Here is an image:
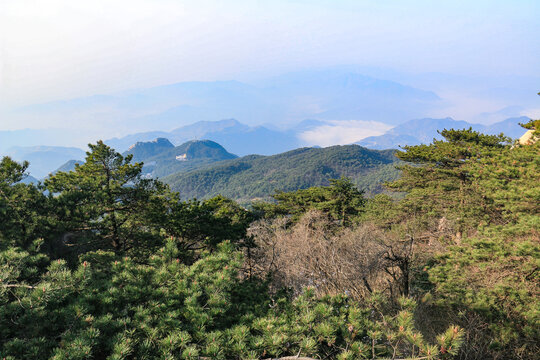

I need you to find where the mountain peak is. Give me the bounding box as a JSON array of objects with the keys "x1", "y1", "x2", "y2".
[
  {"x1": 127, "y1": 137, "x2": 173, "y2": 151},
  {"x1": 124, "y1": 138, "x2": 174, "y2": 162},
  {"x1": 137, "y1": 139, "x2": 238, "y2": 178},
  {"x1": 173, "y1": 139, "x2": 237, "y2": 161}
]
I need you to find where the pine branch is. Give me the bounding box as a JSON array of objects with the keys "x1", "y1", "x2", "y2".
[{"x1": 1, "y1": 284, "x2": 36, "y2": 289}]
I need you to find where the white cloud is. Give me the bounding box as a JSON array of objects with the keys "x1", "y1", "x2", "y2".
[{"x1": 299, "y1": 120, "x2": 392, "y2": 147}]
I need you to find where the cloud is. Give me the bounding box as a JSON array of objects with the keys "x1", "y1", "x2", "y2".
[{"x1": 298, "y1": 120, "x2": 392, "y2": 147}]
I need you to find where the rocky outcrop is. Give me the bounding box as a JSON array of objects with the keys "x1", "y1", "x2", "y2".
[{"x1": 519, "y1": 129, "x2": 538, "y2": 145}]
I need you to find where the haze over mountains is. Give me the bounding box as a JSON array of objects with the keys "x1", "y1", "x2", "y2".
[
  {"x1": 105, "y1": 119, "x2": 300, "y2": 155},
  {"x1": 4, "y1": 146, "x2": 86, "y2": 179},
  {"x1": 3, "y1": 67, "x2": 537, "y2": 149},
  {"x1": 42, "y1": 111, "x2": 528, "y2": 202},
  {"x1": 6, "y1": 69, "x2": 440, "y2": 136},
  {"x1": 356, "y1": 116, "x2": 529, "y2": 149},
  {"x1": 8, "y1": 114, "x2": 530, "y2": 181},
  {"x1": 1, "y1": 67, "x2": 536, "y2": 180}
]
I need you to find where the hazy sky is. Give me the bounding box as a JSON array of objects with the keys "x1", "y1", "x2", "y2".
[{"x1": 1, "y1": 0, "x2": 539, "y2": 110}]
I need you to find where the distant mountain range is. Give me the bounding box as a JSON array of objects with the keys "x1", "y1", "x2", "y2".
[
  {"x1": 106, "y1": 119, "x2": 300, "y2": 155},
  {"x1": 0, "y1": 129, "x2": 82, "y2": 153},
  {"x1": 5, "y1": 116, "x2": 529, "y2": 179},
  {"x1": 51, "y1": 138, "x2": 401, "y2": 202},
  {"x1": 356, "y1": 116, "x2": 529, "y2": 149},
  {"x1": 10, "y1": 69, "x2": 442, "y2": 139},
  {"x1": 108, "y1": 116, "x2": 528, "y2": 157},
  {"x1": 34, "y1": 113, "x2": 530, "y2": 201},
  {"x1": 4, "y1": 146, "x2": 86, "y2": 179},
  {"x1": 53, "y1": 139, "x2": 238, "y2": 180},
  {"x1": 3, "y1": 66, "x2": 533, "y2": 182}
]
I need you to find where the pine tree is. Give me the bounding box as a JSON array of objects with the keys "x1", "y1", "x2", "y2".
[
  {"x1": 0, "y1": 239, "x2": 463, "y2": 359},
  {"x1": 386, "y1": 124, "x2": 539, "y2": 358},
  {"x1": 0, "y1": 157, "x2": 48, "y2": 250},
  {"x1": 254, "y1": 177, "x2": 366, "y2": 226},
  {"x1": 45, "y1": 141, "x2": 173, "y2": 255},
  {"x1": 388, "y1": 129, "x2": 510, "y2": 234}
]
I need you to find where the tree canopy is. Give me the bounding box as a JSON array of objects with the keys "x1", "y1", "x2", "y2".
[
  {"x1": 254, "y1": 177, "x2": 366, "y2": 226},
  {"x1": 1, "y1": 119, "x2": 539, "y2": 359},
  {"x1": 44, "y1": 141, "x2": 172, "y2": 256}
]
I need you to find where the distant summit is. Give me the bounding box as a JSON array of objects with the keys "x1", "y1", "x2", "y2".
[
  {"x1": 106, "y1": 119, "x2": 300, "y2": 156},
  {"x1": 4, "y1": 146, "x2": 86, "y2": 179},
  {"x1": 124, "y1": 138, "x2": 174, "y2": 163},
  {"x1": 163, "y1": 140, "x2": 237, "y2": 162},
  {"x1": 49, "y1": 140, "x2": 236, "y2": 180},
  {"x1": 19, "y1": 174, "x2": 39, "y2": 185},
  {"x1": 138, "y1": 139, "x2": 238, "y2": 178},
  {"x1": 357, "y1": 116, "x2": 529, "y2": 150},
  {"x1": 127, "y1": 137, "x2": 173, "y2": 151}
]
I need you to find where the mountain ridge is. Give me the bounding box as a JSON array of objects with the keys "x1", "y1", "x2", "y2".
[
  {"x1": 356, "y1": 116, "x2": 529, "y2": 149},
  {"x1": 161, "y1": 144, "x2": 401, "y2": 202},
  {"x1": 124, "y1": 138, "x2": 175, "y2": 163},
  {"x1": 4, "y1": 146, "x2": 86, "y2": 179},
  {"x1": 106, "y1": 119, "x2": 300, "y2": 155},
  {"x1": 11, "y1": 69, "x2": 444, "y2": 136}
]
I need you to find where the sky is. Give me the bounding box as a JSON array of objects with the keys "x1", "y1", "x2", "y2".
[{"x1": 0, "y1": 0, "x2": 539, "y2": 129}]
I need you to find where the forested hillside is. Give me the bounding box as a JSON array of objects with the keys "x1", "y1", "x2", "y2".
[
  {"x1": 0, "y1": 122, "x2": 538, "y2": 359},
  {"x1": 139, "y1": 139, "x2": 238, "y2": 178},
  {"x1": 163, "y1": 145, "x2": 401, "y2": 201}
]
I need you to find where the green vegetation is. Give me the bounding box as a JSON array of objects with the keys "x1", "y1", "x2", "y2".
[
  {"x1": 253, "y1": 177, "x2": 366, "y2": 226},
  {"x1": 1, "y1": 121, "x2": 538, "y2": 359},
  {"x1": 141, "y1": 139, "x2": 238, "y2": 178},
  {"x1": 163, "y1": 145, "x2": 400, "y2": 201},
  {"x1": 248, "y1": 122, "x2": 538, "y2": 359},
  {"x1": 44, "y1": 141, "x2": 171, "y2": 256},
  {"x1": 0, "y1": 157, "x2": 48, "y2": 249}
]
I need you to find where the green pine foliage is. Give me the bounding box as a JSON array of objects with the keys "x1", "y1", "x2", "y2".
[
  {"x1": 254, "y1": 177, "x2": 366, "y2": 226},
  {"x1": 387, "y1": 129, "x2": 511, "y2": 233},
  {"x1": 164, "y1": 195, "x2": 254, "y2": 254},
  {"x1": 0, "y1": 240, "x2": 461, "y2": 359},
  {"x1": 382, "y1": 123, "x2": 539, "y2": 358},
  {"x1": 0, "y1": 157, "x2": 49, "y2": 250},
  {"x1": 44, "y1": 141, "x2": 173, "y2": 256}
]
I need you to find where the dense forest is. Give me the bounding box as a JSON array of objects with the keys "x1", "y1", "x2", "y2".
[
  {"x1": 163, "y1": 145, "x2": 401, "y2": 201},
  {"x1": 0, "y1": 122, "x2": 538, "y2": 359}
]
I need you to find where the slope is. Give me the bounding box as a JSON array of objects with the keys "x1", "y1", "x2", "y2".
[
  {"x1": 162, "y1": 145, "x2": 400, "y2": 201},
  {"x1": 4, "y1": 146, "x2": 86, "y2": 179},
  {"x1": 142, "y1": 139, "x2": 238, "y2": 178},
  {"x1": 357, "y1": 116, "x2": 529, "y2": 149}
]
